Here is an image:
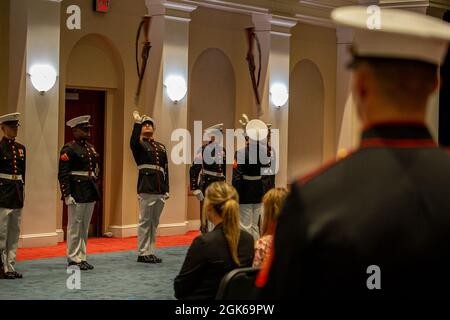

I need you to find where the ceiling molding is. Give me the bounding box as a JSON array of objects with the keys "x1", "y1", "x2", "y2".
[
  {"x1": 429, "y1": 0, "x2": 450, "y2": 9},
  {"x1": 270, "y1": 16, "x2": 299, "y2": 28},
  {"x1": 180, "y1": 0, "x2": 268, "y2": 15},
  {"x1": 379, "y1": 0, "x2": 431, "y2": 8},
  {"x1": 298, "y1": 0, "x2": 378, "y2": 10},
  {"x1": 165, "y1": 1, "x2": 198, "y2": 12},
  {"x1": 295, "y1": 13, "x2": 336, "y2": 28},
  {"x1": 174, "y1": 0, "x2": 444, "y2": 31}
]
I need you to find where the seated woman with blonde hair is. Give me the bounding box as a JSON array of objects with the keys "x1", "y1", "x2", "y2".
[
  {"x1": 253, "y1": 188, "x2": 288, "y2": 268},
  {"x1": 174, "y1": 181, "x2": 254, "y2": 300}
]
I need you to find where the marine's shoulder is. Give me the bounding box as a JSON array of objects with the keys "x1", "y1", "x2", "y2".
[
  {"x1": 154, "y1": 140, "x2": 166, "y2": 149},
  {"x1": 14, "y1": 141, "x2": 26, "y2": 149},
  {"x1": 63, "y1": 141, "x2": 75, "y2": 148},
  {"x1": 295, "y1": 149, "x2": 359, "y2": 187},
  {"x1": 61, "y1": 141, "x2": 78, "y2": 151}
]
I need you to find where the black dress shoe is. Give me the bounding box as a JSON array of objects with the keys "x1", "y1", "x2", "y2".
[
  {"x1": 11, "y1": 271, "x2": 23, "y2": 279},
  {"x1": 68, "y1": 261, "x2": 89, "y2": 271},
  {"x1": 4, "y1": 272, "x2": 17, "y2": 279},
  {"x1": 149, "y1": 254, "x2": 162, "y2": 263},
  {"x1": 81, "y1": 261, "x2": 94, "y2": 270},
  {"x1": 137, "y1": 255, "x2": 150, "y2": 263}
]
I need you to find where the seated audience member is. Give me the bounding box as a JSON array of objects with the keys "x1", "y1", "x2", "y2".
[
  {"x1": 253, "y1": 188, "x2": 288, "y2": 268},
  {"x1": 174, "y1": 182, "x2": 254, "y2": 300}
]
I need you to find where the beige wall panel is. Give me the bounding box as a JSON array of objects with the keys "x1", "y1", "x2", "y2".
[
  {"x1": 288, "y1": 59, "x2": 325, "y2": 181},
  {"x1": 0, "y1": 0, "x2": 9, "y2": 114},
  {"x1": 290, "y1": 23, "x2": 337, "y2": 167}
]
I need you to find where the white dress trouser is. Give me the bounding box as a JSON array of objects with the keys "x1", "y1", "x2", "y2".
[
  {"x1": 0, "y1": 208, "x2": 22, "y2": 272},
  {"x1": 239, "y1": 203, "x2": 262, "y2": 240},
  {"x1": 67, "y1": 202, "x2": 95, "y2": 263},
  {"x1": 138, "y1": 193, "x2": 165, "y2": 256}
]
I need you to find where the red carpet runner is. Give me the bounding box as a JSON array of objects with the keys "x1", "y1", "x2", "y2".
[{"x1": 17, "y1": 231, "x2": 200, "y2": 261}]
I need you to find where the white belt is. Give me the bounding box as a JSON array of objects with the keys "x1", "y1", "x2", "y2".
[
  {"x1": 203, "y1": 169, "x2": 224, "y2": 178},
  {"x1": 0, "y1": 173, "x2": 23, "y2": 181},
  {"x1": 138, "y1": 164, "x2": 165, "y2": 175},
  {"x1": 243, "y1": 175, "x2": 261, "y2": 181},
  {"x1": 70, "y1": 171, "x2": 96, "y2": 177}
]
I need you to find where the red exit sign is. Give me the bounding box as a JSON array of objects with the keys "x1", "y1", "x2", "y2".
[{"x1": 94, "y1": 0, "x2": 110, "y2": 13}]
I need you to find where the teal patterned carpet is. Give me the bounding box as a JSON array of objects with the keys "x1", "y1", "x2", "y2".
[{"x1": 0, "y1": 246, "x2": 189, "y2": 300}]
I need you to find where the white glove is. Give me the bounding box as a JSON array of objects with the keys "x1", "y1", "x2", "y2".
[
  {"x1": 193, "y1": 190, "x2": 204, "y2": 202},
  {"x1": 65, "y1": 195, "x2": 77, "y2": 206},
  {"x1": 133, "y1": 111, "x2": 142, "y2": 123}
]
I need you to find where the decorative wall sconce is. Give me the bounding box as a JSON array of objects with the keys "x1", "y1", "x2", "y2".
[
  {"x1": 270, "y1": 83, "x2": 289, "y2": 108},
  {"x1": 29, "y1": 64, "x2": 57, "y2": 95},
  {"x1": 164, "y1": 75, "x2": 187, "y2": 103}
]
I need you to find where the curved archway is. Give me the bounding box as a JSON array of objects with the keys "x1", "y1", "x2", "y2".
[
  {"x1": 187, "y1": 48, "x2": 236, "y2": 222},
  {"x1": 63, "y1": 33, "x2": 125, "y2": 235},
  {"x1": 66, "y1": 33, "x2": 124, "y2": 89},
  {"x1": 288, "y1": 59, "x2": 325, "y2": 180},
  {"x1": 189, "y1": 48, "x2": 236, "y2": 132}
]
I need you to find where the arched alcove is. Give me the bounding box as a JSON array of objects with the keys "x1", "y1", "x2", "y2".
[
  {"x1": 63, "y1": 33, "x2": 125, "y2": 234},
  {"x1": 189, "y1": 48, "x2": 236, "y2": 134},
  {"x1": 187, "y1": 48, "x2": 236, "y2": 222},
  {"x1": 66, "y1": 33, "x2": 123, "y2": 89},
  {"x1": 288, "y1": 59, "x2": 325, "y2": 180}
]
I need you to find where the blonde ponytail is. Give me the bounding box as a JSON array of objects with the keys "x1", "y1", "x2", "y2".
[
  {"x1": 221, "y1": 198, "x2": 241, "y2": 266},
  {"x1": 204, "y1": 182, "x2": 241, "y2": 266}
]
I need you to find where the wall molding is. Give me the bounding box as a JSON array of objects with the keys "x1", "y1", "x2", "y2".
[
  {"x1": 187, "y1": 219, "x2": 200, "y2": 231},
  {"x1": 56, "y1": 229, "x2": 64, "y2": 243},
  {"x1": 109, "y1": 220, "x2": 200, "y2": 238},
  {"x1": 19, "y1": 232, "x2": 58, "y2": 248},
  {"x1": 109, "y1": 224, "x2": 139, "y2": 238}
]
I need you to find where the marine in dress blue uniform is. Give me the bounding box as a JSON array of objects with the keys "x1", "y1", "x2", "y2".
[
  {"x1": 130, "y1": 111, "x2": 169, "y2": 263},
  {"x1": 233, "y1": 116, "x2": 269, "y2": 240},
  {"x1": 0, "y1": 113, "x2": 25, "y2": 280},
  {"x1": 58, "y1": 115, "x2": 100, "y2": 271},
  {"x1": 189, "y1": 123, "x2": 226, "y2": 233}
]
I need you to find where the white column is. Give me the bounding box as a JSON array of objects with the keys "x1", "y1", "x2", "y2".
[
  {"x1": 267, "y1": 18, "x2": 296, "y2": 188},
  {"x1": 146, "y1": 0, "x2": 196, "y2": 236},
  {"x1": 335, "y1": 26, "x2": 360, "y2": 154},
  {"x1": 11, "y1": 0, "x2": 61, "y2": 247}
]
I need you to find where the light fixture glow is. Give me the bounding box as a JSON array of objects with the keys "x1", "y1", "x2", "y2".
[
  {"x1": 29, "y1": 64, "x2": 57, "y2": 94},
  {"x1": 165, "y1": 75, "x2": 187, "y2": 103},
  {"x1": 270, "y1": 83, "x2": 289, "y2": 107}
]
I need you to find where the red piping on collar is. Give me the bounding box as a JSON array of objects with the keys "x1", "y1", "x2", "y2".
[
  {"x1": 360, "y1": 138, "x2": 437, "y2": 149},
  {"x1": 362, "y1": 120, "x2": 427, "y2": 131}
]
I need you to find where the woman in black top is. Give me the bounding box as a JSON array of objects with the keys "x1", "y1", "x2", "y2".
[{"x1": 174, "y1": 182, "x2": 254, "y2": 300}]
